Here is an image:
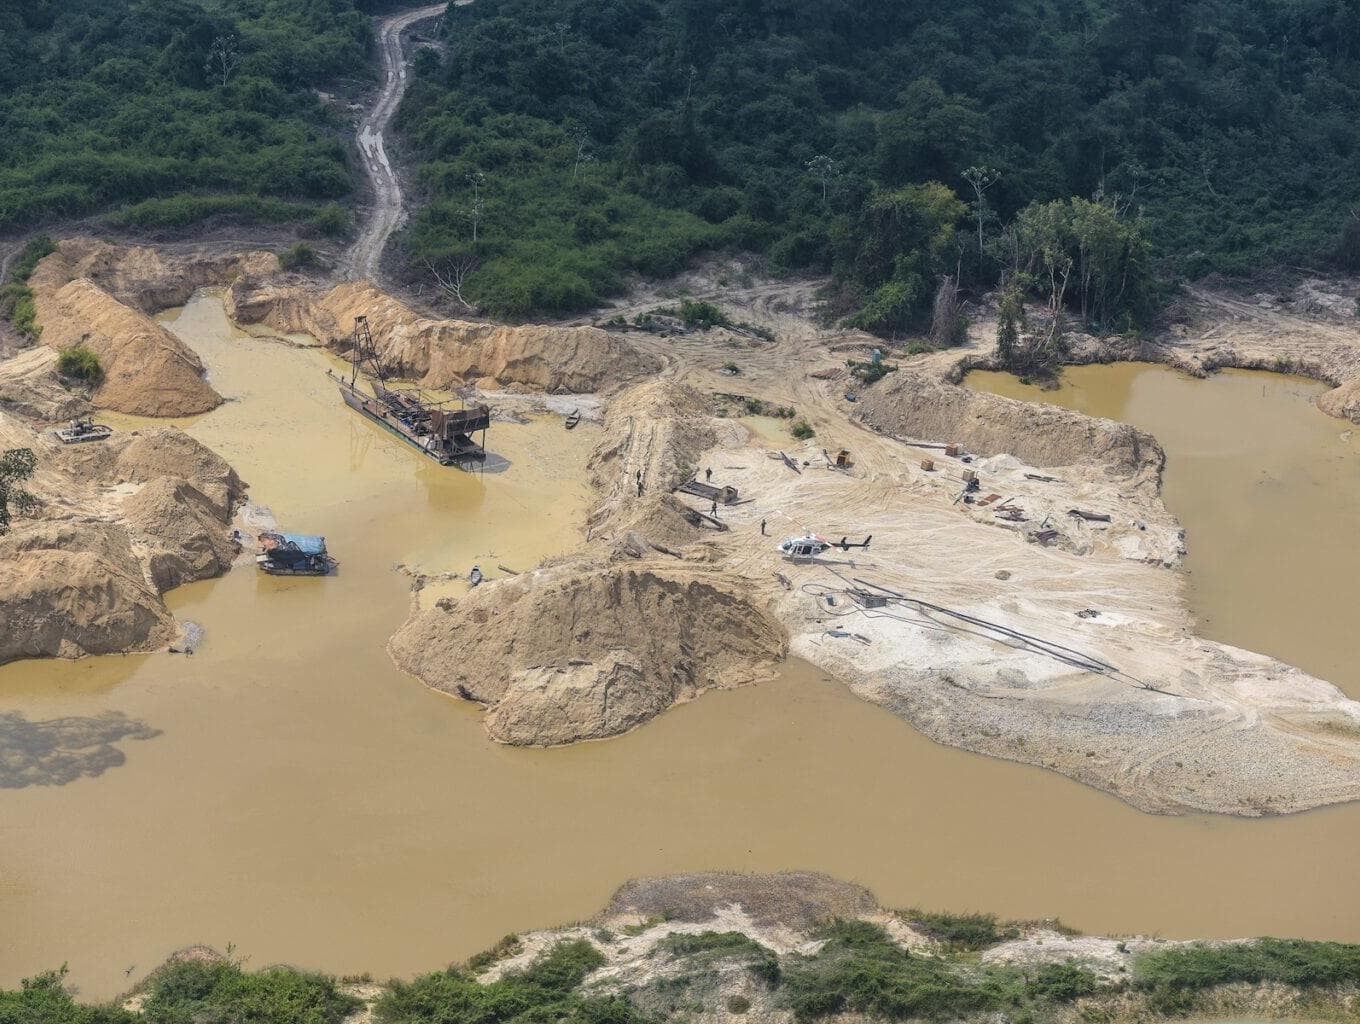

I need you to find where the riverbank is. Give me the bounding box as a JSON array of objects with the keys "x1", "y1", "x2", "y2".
[{"x1": 18, "y1": 873, "x2": 1360, "y2": 1024}]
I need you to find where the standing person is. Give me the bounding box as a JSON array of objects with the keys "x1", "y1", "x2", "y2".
[
  {"x1": 636, "y1": 469, "x2": 643, "y2": 497},
  {"x1": 760, "y1": 518, "x2": 767, "y2": 536},
  {"x1": 710, "y1": 499, "x2": 719, "y2": 517},
  {"x1": 705, "y1": 467, "x2": 712, "y2": 482}
]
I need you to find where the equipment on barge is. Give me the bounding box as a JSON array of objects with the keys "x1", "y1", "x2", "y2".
[
  {"x1": 256, "y1": 532, "x2": 336, "y2": 576},
  {"x1": 334, "y1": 316, "x2": 491, "y2": 466}
]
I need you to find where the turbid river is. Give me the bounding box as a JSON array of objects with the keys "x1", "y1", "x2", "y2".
[
  {"x1": 3, "y1": 307, "x2": 1360, "y2": 999},
  {"x1": 967, "y1": 363, "x2": 1360, "y2": 697}
]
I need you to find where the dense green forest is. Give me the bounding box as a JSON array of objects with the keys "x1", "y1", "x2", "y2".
[
  {"x1": 0, "y1": 0, "x2": 385, "y2": 234},
  {"x1": 398, "y1": 0, "x2": 1360, "y2": 329}
]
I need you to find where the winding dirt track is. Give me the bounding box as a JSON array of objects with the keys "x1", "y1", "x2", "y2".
[{"x1": 347, "y1": 2, "x2": 449, "y2": 282}]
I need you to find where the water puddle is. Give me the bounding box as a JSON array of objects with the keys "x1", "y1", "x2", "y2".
[
  {"x1": 3, "y1": 312, "x2": 1360, "y2": 998},
  {"x1": 966, "y1": 364, "x2": 1360, "y2": 697}
]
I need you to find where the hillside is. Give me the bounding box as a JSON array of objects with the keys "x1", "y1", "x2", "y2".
[
  {"x1": 396, "y1": 0, "x2": 1360, "y2": 325},
  {"x1": 0, "y1": 0, "x2": 380, "y2": 234}
]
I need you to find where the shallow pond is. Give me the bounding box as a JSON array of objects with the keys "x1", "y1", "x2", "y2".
[
  {"x1": 4, "y1": 309, "x2": 1360, "y2": 998},
  {"x1": 967, "y1": 364, "x2": 1360, "y2": 697}
]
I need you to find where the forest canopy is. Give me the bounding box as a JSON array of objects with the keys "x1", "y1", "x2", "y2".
[
  {"x1": 397, "y1": 0, "x2": 1360, "y2": 328},
  {"x1": 0, "y1": 0, "x2": 376, "y2": 234}
]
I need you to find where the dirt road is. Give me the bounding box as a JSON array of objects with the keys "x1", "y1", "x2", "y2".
[{"x1": 347, "y1": 2, "x2": 449, "y2": 282}]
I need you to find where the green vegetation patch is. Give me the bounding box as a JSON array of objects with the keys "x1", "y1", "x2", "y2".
[
  {"x1": 139, "y1": 958, "x2": 360, "y2": 1024},
  {"x1": 1134, "y1": 939, "x2": 1360, "y2": 1014},
  {"x1": 376, "y1": 939, "x2": 641, "y2": 1024},
  {"x1": 56, "y1": 345, "x2": 102, "y2": 382},
  {"x1": 903, "y1": 911, "x2": 1010, "y2": 951},
  {"x1": 0, "y1": 1, "x2": 370, "y2": 233},
  {"x1": 657, "y1": 931, "x2": 781, "y2": 985}
]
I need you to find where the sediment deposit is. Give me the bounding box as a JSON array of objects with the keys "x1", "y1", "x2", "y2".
[
  {"x1": 0, "y1": 411, "x2": 244, "y2": 664},
  {"x1": 389, "y1": 559, "x2": 787, "y2": 745}
]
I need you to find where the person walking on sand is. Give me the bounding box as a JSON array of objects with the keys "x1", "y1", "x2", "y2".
[{"x1": 711, "y1": 499, "x2": 719, "y2": 517}]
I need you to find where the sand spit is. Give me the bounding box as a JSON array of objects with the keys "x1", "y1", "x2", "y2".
[
  {"x1": 388, "y1": 559, "x2": 787, "y2": 746},
  {"x1": 855, "y1": 370, "x2": 1166, "y2": 494},
  {"x1": 0, "y1": 411, "x2": 244, "y2": 664},
  {"x1": 226, "y1": 278, "x2": 661, "y2": 393}
]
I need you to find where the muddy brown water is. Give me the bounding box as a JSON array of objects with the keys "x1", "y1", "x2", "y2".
[
  {"x1": 4, "y1": 307, "x2": 1360, "y2": 999},
  {"x1": 967, "y1": 364, "x2": 1360, "y2": 697}
]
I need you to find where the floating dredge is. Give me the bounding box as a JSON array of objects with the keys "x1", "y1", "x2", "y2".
[
  {"x1": 256, "y1": 532, "x2": 336, "y2": 576},
  {"x1": 334, "y1": 316, "x2": 490, "y2": 466},
  {"x1": 53, "y1": 417, "x2": 112, "y2": 444}
]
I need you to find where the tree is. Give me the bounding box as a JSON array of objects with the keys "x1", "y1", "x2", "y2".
[
  {"x1": 995, "y1": 287, "x2": 1025, "y2": 368},
  {"x1": 205, "y1": 34, "x2": 241, "y2": 88},
  {"x1": 465, "y1": 171, "x2": 486, "y2": 243},
  {"x1": 0, "y1": 448, "x2": 38, "y2": 534},
  {"x1": 425, "y1": 254, "x2": 481, "y2": 313},
  {"x1": 570, "y1": 126, "x2": 593, "y2": 183},
  {"x1": 806, "y1": 154, "x2": 839, "y2": 206},
  {"x1": 961, "y1": 165, "x2": 1000, "y2": 263}
]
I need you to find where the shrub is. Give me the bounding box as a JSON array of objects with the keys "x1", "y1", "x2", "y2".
[
  {"x1": 376, "y1": 941, "x2": 634, "y2": 1024},
  {"x1": 465, "y1": 934, "x2": 523, "y2": 973},
  {"x1": 726, "y1": 994, "x2": 752, "y2": 1013},
  {"x1": 0, "y1": 283, "x2": 40, "y2": 339},
  {"x1": 782, "y1": 920, "x2": 1002, "y2": 1022},
  {"x1": 905, "y1": 911, "x2": 1005, "y2": 950},
  {"x1": 278, "y1": 243, "x2": 319, "y2": 272},
  {"x1": 847, "y1": 358, "x2": 897, "y2": 384},
  {"x1": 11, "y1": 235, "x2": 56, "y2": 283},
  {"x1": 57, "y1": 345, "x2": 101, "y2": 381},
  {"x1": 141, "y1": 959, "x2": 359, "y2": 1024},
  {"x1": 1133, "y1": 938, "x2": 1360, "y2": 997},
  {"x1": 310, "y1": 204, "x2": 351, "y2": 238},
  {"x1": 0, "y1": 967, "x2": 137, "y2": 1024},
  {"x1": 791, "y1": 420, "x2": 815, "y2": 440},
  {"x1": 659, "y1": 932, "x2": 781, "y2": 986},
  {"x1": 1029, "y1": 962, "x2": 1099, "y2": 1002},
  {"x1": 677, "y1": 299, "x2": 730, "y2": 330}
]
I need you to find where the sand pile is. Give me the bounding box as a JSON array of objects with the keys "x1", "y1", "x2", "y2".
[
  {"x1": 226, "y1": 279, "x2": 661, "y2": 392},
  {"x1": 1318, "y1": 377, "x2": 1360, "y2": 422},
  {"x1": 388, "y1": 560, "x2": 787, "y2": 745},
  {"x1": 855, "y1": 370, "x2": 1165, "y2": 489},
  {"x1": 586, "y1": 379, "x2": 746, "y2": 544},
  {"x1": 0, "y1": 346, "x2": 90, "y2": 421},
  {"x1": 0, "y1": 412, "x2": 245, "y2": 665},
  {"x1": 0, "y1": 521, "x2": 175, "y2": 663},
  {"x1": 34, "y1": 278, "x2": 221, "y2": 417},
  {"x1": 34, "y1": 237, "x2": 276, "y2": 313}
]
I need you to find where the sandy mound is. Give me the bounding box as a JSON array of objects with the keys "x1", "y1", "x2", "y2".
[
  {"x1": 586, "y1": 379, "x2": 746, "y2": 544},
  {"x1": 36, "y1": 237, "x2": 276, "y2": 313},
  {"x1": 855, "y1": 370, "x2": 1164, "y2": 488},
  {"x1": 0, "y1": 346, "x2": 90, "y2": 421},
  {"x1": 605, "y1": 872, "x2": 879, "y2": 929},
  {"x1": 0, "y1": 413, "x2": 245, "y2": 665},
  {"x1": 1318, "y1": 377, "x2": 1360, "y2": 423},
  {"x1": 31, "y1": 277, "x2": 221, "y2": 417},
  {"x1": 0, "y1": 521, "x2": 174, "y2": 662},
  {"x1": 388, "y1": 560, "x2": 787, "y2": 745},
  {"x1": 226, "y1": 279, "x2": 661, "y2": 392}
]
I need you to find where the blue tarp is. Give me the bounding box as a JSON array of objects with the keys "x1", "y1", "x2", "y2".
[{"x1": 278, "y1": 533, "x2": 327, "y2": 555}]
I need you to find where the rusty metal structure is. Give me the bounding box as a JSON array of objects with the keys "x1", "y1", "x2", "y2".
[{"x1": 334, "y1": 316, "x2": 490, "y2": 466}]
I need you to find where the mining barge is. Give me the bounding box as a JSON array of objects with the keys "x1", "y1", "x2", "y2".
[{"x1": 335, "y1": 316, "x2": 491, "y2": 466}]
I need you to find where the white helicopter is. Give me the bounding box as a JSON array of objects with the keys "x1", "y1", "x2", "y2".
[{"x1": 777, "y1": 532, "x2": 872, "y2": 559}]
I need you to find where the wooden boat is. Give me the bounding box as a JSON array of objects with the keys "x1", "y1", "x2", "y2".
[
  {"x1": 564, "y1": 409, "x2": 581, "y2": 430},
  {"x1": 256, "y1": 532, "x2": 336, "y2": 576},
  {"x1": 53, "y1": 418, "x2": 112, "y2": 444},
  {"x1": 335, "y1": 316, "x2": 491, "y2": 466}
]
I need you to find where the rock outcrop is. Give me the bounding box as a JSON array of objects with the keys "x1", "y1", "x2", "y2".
[{"x1": 388, "y1": 560, "x2": 787, "y2": 745}]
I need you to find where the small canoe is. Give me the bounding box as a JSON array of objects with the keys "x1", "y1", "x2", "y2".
[{"x1": 564, "y1": 409, "x2": 581, "y2": 430}]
